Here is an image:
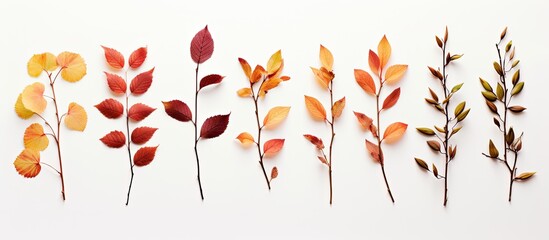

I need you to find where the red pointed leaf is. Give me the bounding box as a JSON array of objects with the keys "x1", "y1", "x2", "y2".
[
  {"x1": 162, "y1": 100, "x2": 192, "y2": 122},
  {"x1": 200, "y1": 113, "x2": 230, "y2": 139},
  {"x1": 101, "y1": 46, "x2": 125, "y2": 69},
  {"x1": 128, "y1": 103, "x2": 156, "y2": 121},
  {"x1": 95, "y1": 98, "x2": 124, "y2": 119},
  {"x1": 131, "y1": 126, "x2": 158, "y2": 145},
  {"x1": 382, "y1": 88, "x2": 401, "y2": 110},
  {"x1": 130, "y1": 67, "x2": 154, "y2": 94},
  {"x1": 133, "y1": 146, "x2": 158, "y2": 167},
  {"x1": 190, "y1": 26, "x2": 214, "y2": 64},
  {"x1": 263, "y1": 139, "x2": 285, "y2": 156},
  {"x1": 104, "y1": 72, "x2": 127, "y2": 94},
  {"x1": 100, "y1": 130, "x2": 126, "y2": 148},
  {"x1": 199, "y1": 74, "x2": 224, "y2": 90},
  {"x1": 303, "y1": 134, "x2": 324, "y2": 149},
  {"x1": 128, "y1": 47, "x2": 148, "y2": 69}
]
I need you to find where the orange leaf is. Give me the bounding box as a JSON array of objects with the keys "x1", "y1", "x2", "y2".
[
  {"x1": 368, "y1": 50, "x2": 380, "y2": 76},
  {"x1": 236, "y1": 132, "x2": 255, "y2": 145},
  {"x1": 57, "y1": 52, "x2": 87, "y2": 82},
  {"x1": 383, "y1": 122, "x2": 408, "y2": 143},
  {"x1": 270, "y1": 167, "x2": 278, "y2": 181},
  {"x1": 24, "y1": 123, "x2": 49, "y2": 151},
  {"x1": 128, "y1": 47, "x2": 147, "y2": 69},
  {"x1": 266, "y1": 50, "x2": 282, "y2": 75},
  {"x1": 64, "y1": 102, "x2": 87, "y2": 131},
  {"x1": 190, "y1": 26, "x2": 214, "y2": 64},
  {"x1": 353, "y1": 111, "x2": 373, "y2": 130},
  {"x1": 15, "y1": 94, "x2": 34, "y2": 119},
  {"x1": 162, "y1": 100, "x2": 192, "y2": 122},
  {"x1": 133, "y1": 146, "x2": 158, "y2": 167},
  {"x1": 263, "y1": 139, "x2": 285, "y2": 157},
  {"x1": 100, "y1": 130, "x2": 126, "y2": 148},
  {"x1": 318, "y1": 156, "x2": 328, "y2": 165},
  {"x1": 365, "y1": 139, "x2": 381, "y2": 163},
  {"x1": 130, "y1": 67, "x2": 154, "y2": 94},
  {"x1": 200, "y1": 114, "x2": 230, "y2": 139},
  {"x1": 319, "y1": 45, "x2": 334, "y2": 72},
  {"x1": 304, "y1": 95, "x2": 327, "y2": 121},
  {"x1": 101, "y1": 46, "x2": 125, "y2": 69},
  {"x1": 14, "y1": 149, "x2": 41, "y2": 178},
  {"x1": 95, "y1": 98, "x2": 124, "y2": 119},
  {"x1": 131, "y1": 127, "x2": 158, "y2": 145},
  {"x1": 21, "y1": 82, "x2": 46, "y2": 114},
  {"x1": 303, "y1": 134, "x2": 324, "y2": 149},
  {"x1": 259, "y1": 77, "x2": 282, "y2": 96},
  {"x1": 104, "y1": 72, "x2": 127, "y2": 94},
  {"x1": 385, "y1": 64, "x2": 408, "y2": 84},
  {"x1": 354, "y1": 69, "x2": 376, "y2": 95},
  {"x1": 129, "y1": 103, "x2": 156, "y2": 121},
  {"x1": 382, "y1": 88, "x2": 400, "y2": 110},
  {"x1": 238, "y1": 58, "x2": 252, "y2": 80},
  {"x1": 237, "y1": 88, "x2": 252, "y2": 97},
  {"x1": 263, "y1": 106, "x2": 290, "y2": 129},
  {"x1": 332, "y1": 97, "x2": 345, "y2": 119},
  {"x1": 378, "y1": 35, "x2": 392, "y2": 69},
  {"x1": 311, "y1": 67, "x2": 333, "y2": 89},
  {"x1": 250, "y1": 65, "x2": 266, "y2": 84}
]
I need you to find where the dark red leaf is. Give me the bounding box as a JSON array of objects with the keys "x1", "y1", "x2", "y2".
[
  {"x1": 95, "y1": 98, "x2": 124, "y2": 119},
  {"x1": 128, "y1": 103, "x2": 156, "y2": 121},
  {"x1": 104, "y1": 72, "x2": 127, "y2": 94},
  {"x1": 130, "y1": 67, "x2": 154, "y2": 94},
  {"x1": 200, "y1": 113, "x2": 230, "y2": 139},
  {"x1": 101, "y1": 46, "x2": 125, "y2": 69},
  {"x1": 100, "y1": 130, "x2": 126, "y2": 148},
  {"x1": 133, "y1": 146, "x2": 158, "y2": 167},
  {"x1": 162, "y1": 100, "x2": 192, "y2": 122},
  {"x1": 128, "y1": 47, "x2": 148, "y2": 69},
  {"x1": 199, "y1": 74, "x2": 224, "y2": 90},
  {"x1": 131, "y1": 126, "x2": 158, "y2": 145},
  {"x1": 190, "y1": 26, "x2": 214, "y2": 64},
  {"x1": 382, "y1": 88, "x2": 401, "y2": 110}
]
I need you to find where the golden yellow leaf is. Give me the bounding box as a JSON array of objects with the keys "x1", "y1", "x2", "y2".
[
  {"x1": 263, "y1": 106, "x2": 291, "y2": 129},
  {"x1": 21, "y1": 82, "x2": 47, "y2": 114},
  {"x1": 259, "y1": 77, "x2": 282, "y2": 97},
  {"x1": 383, "y1": 122, "x2": 407, "y2": 143},
  {"x1": 378, "y1": 35, "x2": 392, "y2": 69},
  {"x1": 24, "y1": 123, "x2": 49, "y2": 151},
  {"x1": 236, "y1": 132, "x2": 255, "y2": 145},
  {"x1": 266, "y1": 50, "x2": 282, "y2": 75},
  {"x1": 311, "y1": 67, "x2": 334, "y2": 89},
  {"x1": 57, "y1": 52, "x2": 87, "y2": 82},
  {"x1": 304, "y1": 95, "x2": 326, "y2": 121},
  {"x1": 332, "y1": 97, "x2": 345, "y2": 118},
  {"x1": 384, "y1": 64, "x2": 408, "y2": 84},
  {"x1": 14, "y1": 149, "x2": 41, "y2": 178},
  {"x1": 27, "y1": 53, "x2": 58, "y2": 77},
  {"x1": 15, "y1": 94, "x2": 34, "y2": 119},
  {"x1": 271, "y1": 60, "x2": 285, "y2": 79},
  {"x1": 319, "y1": 45, "x2": 334, "y2": 72},
  {"x1": 237, "y1": 88, "x2": 252, "y2": 97},
  {"x1": 64, "y1": 102, "x2": 87, "y2": 131}
]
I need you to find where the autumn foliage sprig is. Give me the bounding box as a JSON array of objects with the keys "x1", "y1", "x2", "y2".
[
  {"x1": 303, "y1": 45, "x2": 344, "y2": 205},
  {"x1": 163, "y1": 26, "x2": 230, "y2": 200},
  {"x1": 14, "y1": 52, "x2": 88, "y2": 200},
  {"x1": 414, "y1": 27, "x2": 467, "y2": 206},
  {"x1": 353, "y1": 36, "x2": 408, "y2": 203},
  {"x1": 96, "y1": 46, "x2": 158, "y2": 205},
  {"x1": 480, "y1": 27, "x2": 533, "y2": 202},
  {"x1": 236, "y1": 50, "x2": 291, "y2": 190}
]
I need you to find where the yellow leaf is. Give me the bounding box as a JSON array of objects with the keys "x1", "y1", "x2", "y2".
[
  {"x1": 383, "y1": 122, "x2": 407, "y2": 143},
  {"x1": 64, "y1": 102, "x2": 87, "y2": 131},
  {"x1": 21, "y1": 82, "x2": 47, "y2": 114},
  {"x1": 319, "y1": 45, "x2": 334, "y2": 72},
  {"x1": 15, "y1": 94, "x2": 34, "y2": 119},
  {"x1": 266, "y1": 50, "x2": 282, "y2": 75},
  {"x1": 304, "y1": 95, "x2": 326, "y2": 121},
  {"x1": 385, "y1": 64, "x2": 408, "y2": 84},
  {"x1": 24, "y1": 123, "x2": 49, "y2": 151},
  {"x1": 311, "y1": 67, "x2": 334, "y2": 89},
  {"x1": 27, "y1": 53, "x2": 58, "y2": 77},
  {"x1": 236, "y1": 132, "x2": 255, "y2": 145},
  {"x1": 57, "y1": 52, "x2": 87, "y2": 82},
  {"x1": 237, "y1": 88, "x2": 252, "y2": 97},
  {"x1": 378, "y1": 35, "x2": 392, "y2": 69},
  {"x1": 14, "y1": 149, "x2": 41, "y2": 178},
  {"x1": 332, "y1": 97, "x2": 345, "y2": 118},
  {"x1": 263, "y1": 106, "x2": 291, "y2": 129},
  {"x1": 259, "y1": 77, "x2": 282, "y2": 97}
]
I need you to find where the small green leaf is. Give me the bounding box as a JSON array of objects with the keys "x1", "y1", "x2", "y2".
[
  {"x1": 482, "y1": 91, "x2": 497, "y2": 102},
  {"x1": 512, "y1": 60, "x2": 520, "y2": 68},
  {"x1": 493, "y1": 61, "x2": 503, "y2": 76},
  {"x1": 512, "y1": 70, "x2": 520, "y2": 85},
  {"x1": 454, "y1": 101, "x2": 466, "y2": 117},
  {"x1": 451, "y1": 83, "x2": 464, "y2": 93},
  {"x1": 417, "y1": 127, "x2": 435, "y2": 136},
  {"x1": 456, "y1": 109, "x2": 470, "y2": 122},
  {"x1": 496, "y1": 83, "x2": 504, "y2": 101},
  {"x1": 511, "y1": 82, "x2": 524, "y2": 96},
  {"x1": 479, "y1": 78, "x2": 493, "y2": 92},
  {"x1": 505, "y1": 41, "x2": 513, "y2": 52}
]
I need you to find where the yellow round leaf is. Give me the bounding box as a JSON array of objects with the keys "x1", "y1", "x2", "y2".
[
  {"x1": 57, "y1": 52, "x2": 87, "y2": 82},
  {"x1": 263, "y1": 106, "x2": 291, "y2": 129},
  {"x1": 64, "y1": 102, "x2": 87, "y2": 131},
  {"x1": 14, "y1": 149, "x2": 41, "y2": 178},
  {"x1": 236, "y1": 132, "x2": 255, "y2": 145},
  {"x1": 27, "y1": 53, "x2": 58, "y2": 77},
  {"x1": 15, "y1": 94, "x2": 34, "y2": 119},
  {"x1": 21, "y1": 82, "x2": 47, "y2": 114},
  {"x1": 24, "y1": 123, "x2": 49, "y2": 151}
]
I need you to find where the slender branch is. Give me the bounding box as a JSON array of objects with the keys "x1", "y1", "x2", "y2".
[
  {"x1": 41, "y1": 162, "x2": 61, "y2": 175},
  {"x1": 251, "y1": 78, "x2": 271, "y2": 190},
  {"x1": 194, "y1": 63, "x2": 205, "y2": 200},
  {"x1": 328, "y1": 83, "x2": 335, "y2": 205},
  {"x1": 125, "y1": 71, "x2": 135, "y2": 206},
  {"x1": 441, "y1": 41, "x2": 450, "y2": 207},
  {"x1": 375, "y1": 70, "x2": 395, "y2": 203},
  {"x1": 48, "y1": 70, "x2": 65, "y2": 201}
]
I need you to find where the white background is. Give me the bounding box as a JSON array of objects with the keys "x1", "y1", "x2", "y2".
[{"x1": 0, "y1": 0, "x2": 547, "y2": 239}]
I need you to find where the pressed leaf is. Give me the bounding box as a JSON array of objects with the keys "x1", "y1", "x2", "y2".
[
  {"x1": 489, "y1": 140, "x2": 499, "y2": 158},
  {"x1": 318, "y1": 156, "x2": 328, "y2": 165},
  {"x1": 365, "y1": 139, "x2": 381, "y2": 163},
  {"x1": 199, "y1": 74, "x2": 224, "y2": 90},
  {"x1": 24, "y1": 123, "x2": 49, "y2": 151},
  {"x1": 131, "y1": 127, "x2": 158, "y2": 145},
  {"x1": 190, "y1": 26, "x2": 214, "y2": 64},
  {"x1": 428, "y1": 66, "x2": 443, "y2": 80},
  {"x1": 64, "y1": 102, "x2": 87, "y2": 131},
  {"x1": 270, "y1": 167, "x2": 278, "y2": 181},
  {"x1": 496, "y1": 83, "x2": 504, "y2": 100},
  {"x1": 511, "y1": 82, "x2": 524, "y2": 96},
  {"x1": 259, "y1": 77, "x2": 282, "y2": 96},
  {"x1": 456, "y1": 109, "x2": 470, "y2": 122},
  {"x1": 128, "y1": 47, "x2": 147, "y2": 68},
  {"x1": 95, "y1": 98, "x2": 124, "y2": 119},
  {"x1": 512, "y1": 70, "x2": 520, "y2": 85},
  {"x1": 509, "y1": 106, "x2": 526, "y2": 113},
  {"x1": 482, "y1": 91, "x2": 497, "y2": 102},
  {"x1": 238, "y1": 58, "x2": 252, "y2": 80},
  {"x1": 515, "y1": 172, "x2": 536, "y2": 180},
  {"x1": 384, "y1": 65, "x2": 408, "y2": 84},
  {"x1": 14, "y1": 149, "x2": 41, "y2": 178},
  {"x1": 479, "y1": 78, "x2": 493, "y2": 92},
  {"x1": 304, "y1": 95, "x2": 327, "y2": 121},
  {"x1": 128, "y1": 103, "x2": 156, "y2": 121},
  {"x1": 15, "y1": 94, "x2": 34, "y2": 119},
  {"x1": 303, "y1": 134, "x2": 324, "y2": 149},
  {"x1": 506, "y1": 128, "x2": 515, "y2": 146},
  {"x1": 130, "y1": 67, "x2": 154, "y2": 94},
  {"x1": 378, "y1": 35, "x2": 391, "y2": 68},
  {"x1": 250, "y1": 65, "x2": 266, "y2": 84},
  {"x1": 486, "y1": 100, "x2": 498, "y2": 114},
  {"x1": 21, "y1": 82, "x2": 46, "y2": 114},
  {"x1": 263, "y1": 139, "x2": 285, "y2": 157},
  {"x1": 162, "y1": 100, "x2": 192, "y2": 122},
  {"x1": 353, "y1": 111, "x2": 373, "y2": 130},
  {"x1": 436, "y1": 36, "x2": 443, "y2": 48},
  {"x1": 354, "y1": 69, "x2": 376, "y2": 95},
  {"x1": 263, "y1": 106, "x2": 291, "y2": 129},
  {"x1": 454, "y1": 101, "x2": 466, "y2": 117},
  {"x1": 57, "y1": 52, "x2": 87, "y2": 82},
  {"x1": 319, "y1": 45, "x2": 334, "y2": 72},
  {"x1": 311, "y1": 67, "x2": 334, "y2": 89},
  {"x1": 266, "y1": 50, "x2": 283, "y2": 75},
  {"x1": 100, "y1": 130, "x2": 126, "y2": 148},
  {"x1": 133, "y1": 146, "x2": 158, "y2": 167},
  {"x1": 332, "y1": 97, "x2": 345, "y2": 119},
  {"x1": 382, "y1": 88, "x2": 400, "y2": 110},
  {"x1": 427, "y1": 140, "x2": 441, "y2": 152},
  {"x1": 493, "y1": 62, "x2": 503, "y2": 76},
  {"x1": 200, "y1": 114, "x2": 230, "y2": 139},
  {"x1": 368, "y1": 50, "x2": 380, "y2": 76},
  {"x1": 451, "y1": 83, "x2": 464, "y2": 93},
  {"x1": 104, "y1": 72, "x2": 127, "y2": 94},
  {"x1": 415, "y1": 158, "x2": 429, "y2": 171},
  {"x1": 101, "y1": 46, "x2": 125, "y2": 69},
  {"x1": 432, "y1": 164, "x2": 439, "y2": 177},
  {"x1": 237, "y1": 88, "x2": 252, "y2": 97},
  {"x1": 383, "y1": 122, "x2": 408, "y2": 143},
  {"x1": 236, "y1": 132, "x2": 255, "y2": 145},
  {"x1": 416, "y1": 127, "x2": 435, "y2": 136},
  {"x1": 27, "y1": 53, "x2": 57, "y2": 77}
]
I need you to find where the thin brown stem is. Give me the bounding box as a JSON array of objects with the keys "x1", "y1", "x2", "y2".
[
  {"x1": 194, "y1": 63, "x2": 204, "y2": 200},
  {"x1": 328, "y1": 84, "x2": 335, "y2": 205},
  {"x1": 375, "y1": 73, "x2": 395, "y2": 203},
  {"x1": 125, "y1": 87, "x2": 135, "y2": 206},
  {"x1": 251, "y1": 79, "x2": 271, "y2": 190},
  {"x1": 47, "y1": 70, "x2": 65, "y2": 201}
]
